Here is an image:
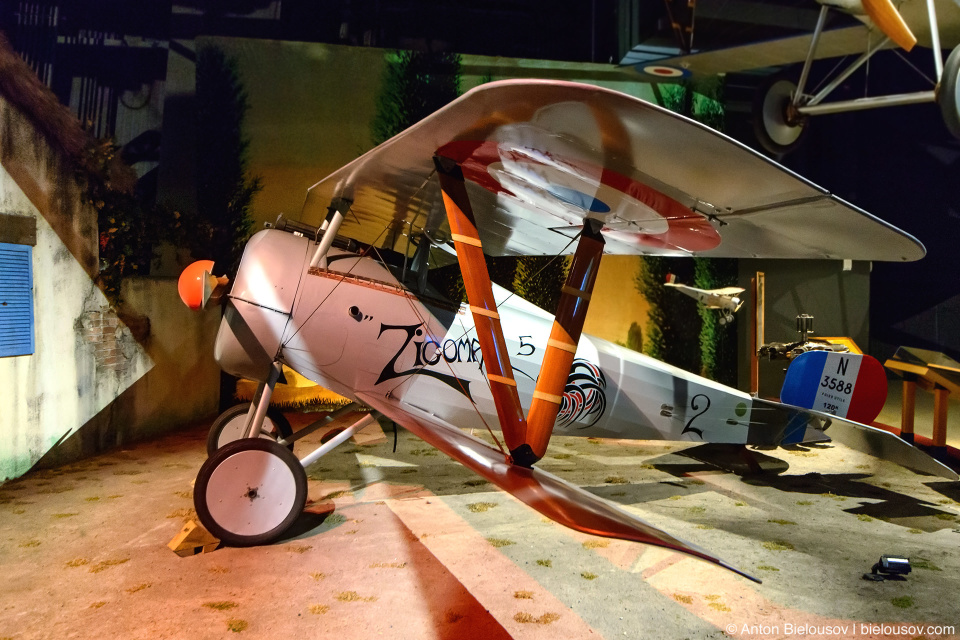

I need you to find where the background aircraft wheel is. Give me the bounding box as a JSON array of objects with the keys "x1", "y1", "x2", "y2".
[
  {"x1": 754, "y1": 76, "x2": 808, "y2": 155},
  {"x1": 939, "y1": 45, "x2": 960, "y2": 140},
  {"x1": 206, "y1": 403, "x2": 294, "y2": 456},
  {"x1": 194, "y1": 438, "x2": 307, "y2": 546}
]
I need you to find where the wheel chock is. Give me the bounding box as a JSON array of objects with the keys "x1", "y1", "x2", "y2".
[{"x1": 168, "y1": 520, "x2": 220, "y2": 557}]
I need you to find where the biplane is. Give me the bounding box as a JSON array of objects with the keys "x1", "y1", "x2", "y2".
[
  {"x1": 664, "y1": 273, "x2": 744, "y2": 324},
  {"x1": 178, "y1": 79, "x2": 956, "y2": 585},
  {"x1": 622, "y1": 0, "x2": 960, "y2": 153}
]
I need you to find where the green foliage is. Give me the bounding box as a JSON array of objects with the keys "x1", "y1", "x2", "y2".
[
  {"x1": 693, "y1": 257, "x2": 738, "y2": 383},
  {"x1": 77, "y1": 139, "x2": 183, "y2": 307},
  {"x1": 659, "y1": 80, "x2": 725, "y2": 132},
  {"x1": 635, "y1": 256, "x2": 667, "y2": 360},
  {"x1": 635, "y1": 256, "x2": 699, "y2": 371},
  {"x1": 372, "y1": 49, "x2": 462, "y2": 260},
  {"x1": 190, "y1": 45, "x2": 261, "y2": 275},
  {"x1": 644, "y1": 81, "x2": 734, "y2": 382},
  {"x1": 372, "y1": 50, "x2": 462, "y2": 145},
  {"x1": 426, "y1": 255, "x2": 568, "y2": 313},
  {"x1": 512, "y1": 256, "x2": 569, "y2": 314},
  {"x1": 626, "y1": 321, "x2": 642, "y2": 352}
]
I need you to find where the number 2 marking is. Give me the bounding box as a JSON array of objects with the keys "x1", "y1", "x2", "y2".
[{"x1": 682, "y1": 394, "x2": 711, "y2": 438}]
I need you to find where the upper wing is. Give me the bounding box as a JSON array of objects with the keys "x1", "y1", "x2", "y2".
[
  {"x1": 301, "y1": 79, "x2": 924, "y2": 262},
  {"x1": 712, "y1": 286, "x2": 746, "y2": 296},
  {"x1": 356, "y1": 390, "x2": 760, "y2": 583}
]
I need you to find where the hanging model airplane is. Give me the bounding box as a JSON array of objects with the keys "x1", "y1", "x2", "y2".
[
  {"x1": 664, "y1": 273, "x2": 745, "y2": 324},
  {"x1": 177, "y1": 79, "x2": 956, "y2": 586},
  {"x1": 622, "y1": 0, "x2": 960, "y2": 153}
]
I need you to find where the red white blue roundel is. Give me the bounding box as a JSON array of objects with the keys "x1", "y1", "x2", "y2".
[
  {"x1": 436, "y1": 139, "x2": 720, "y2": 252},
  {"x1": 639, "y1": 64, "x2": 692, "y2": 80}
]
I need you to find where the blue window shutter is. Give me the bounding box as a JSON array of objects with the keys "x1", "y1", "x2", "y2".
[{"x1": 0, "y1": 243, "x2": 34, "y2": 357}]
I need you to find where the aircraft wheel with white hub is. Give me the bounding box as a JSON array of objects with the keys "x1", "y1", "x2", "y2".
[
  {"x1": 754, "y1": 77, "x2": 808, "y2": 155},
  {"x1": 206, "y1": 403, "x2": 294, "y2": 456},
  {"x1": 194, "y1": 438, "x2": 307, "y2": 546},
  {"x1": 939, "y1": 45, "x2": 960, "y2": 140}
]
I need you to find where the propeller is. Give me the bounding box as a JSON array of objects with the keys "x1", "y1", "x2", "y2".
[{"x1": 177, "y1": 260, "x2": 230, "y2": 310}]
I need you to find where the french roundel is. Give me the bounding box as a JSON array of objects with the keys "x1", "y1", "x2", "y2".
[{"x1": 436, "y1": 139, "x2": 720, "y2": 252}]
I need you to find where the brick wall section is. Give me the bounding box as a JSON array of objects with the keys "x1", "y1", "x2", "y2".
[{"x1": 81, "y1": 308, "x2": 128, "y2": 372}]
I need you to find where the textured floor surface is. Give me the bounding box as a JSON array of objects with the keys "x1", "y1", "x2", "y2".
[{"x1": 1, "y1": 407, "x2": 959, "y2": 640}]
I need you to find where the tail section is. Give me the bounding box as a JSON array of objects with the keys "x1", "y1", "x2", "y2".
[{"x1": 779, "y1": 351, "x2": 887, "y2": 425}]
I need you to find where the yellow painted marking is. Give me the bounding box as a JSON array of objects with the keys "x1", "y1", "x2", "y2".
[
  {"x1": 561, "y1": 285, "x2": 592, "y2": 301},
  {"x1": 487, "y1": 374, "x2": 517, "y2": 387},
  {"x1": 533, "y1": 391, "x2": 563, "y2": 404},
  {"x1": 547, "y1": 338, "x2": 578, "y2": 354},
  {"x1": 469, "y1": 305, "x2": 500, "y2": 319},
  {"x1": 451, "y1": 233, "x2": 482, "y2": 247}
]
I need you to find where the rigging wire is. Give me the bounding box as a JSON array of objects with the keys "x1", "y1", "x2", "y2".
[
  {"x1": 281, "y1": 221, "x2": 393, "y2": 347},
  {"x1": 369, "y1": 242, "x2": 508, "y2": 456}
]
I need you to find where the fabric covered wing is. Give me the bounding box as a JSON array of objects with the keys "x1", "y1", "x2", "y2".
[
  {"x1": 357, "y1": 391, "x2": 760, "y2": 583},
  {"x1": 623, "y1": 25, "x2": 893, "y2": 78},
  {"x1": 752, "y1": 398, "x2": 958, "y2": 480},
  {"x1": 300, "y1": 79, "x2": 923, "y2": 262}
]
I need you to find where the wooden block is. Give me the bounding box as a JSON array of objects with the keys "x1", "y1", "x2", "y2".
[{"x1": 168, "y1": 520, "x2": 220, "y2": 557}]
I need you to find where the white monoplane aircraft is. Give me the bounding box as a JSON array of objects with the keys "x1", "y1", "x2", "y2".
[
  {"x1": 664, "y1": 273, "x2": 745, "y2": 324},
  {"x1": 177, "y1": 79, "x2": 956, "y2": 584},
  {"x1": 623, "y1": 0, "x2": 960, "y2": 153}
]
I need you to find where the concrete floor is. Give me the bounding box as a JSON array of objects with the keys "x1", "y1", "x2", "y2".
[{"x1": 2, "y1": 386, "x2": 960, "y2": 640}]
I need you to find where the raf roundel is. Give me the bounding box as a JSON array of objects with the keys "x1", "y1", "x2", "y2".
[{"x1": 639, "y1": 64, "x2": 692, "y2": 79}]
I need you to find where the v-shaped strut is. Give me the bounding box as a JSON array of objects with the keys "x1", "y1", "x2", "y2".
[{"x1": 434, "y1": 155, "x2": 605, "y2": 467}]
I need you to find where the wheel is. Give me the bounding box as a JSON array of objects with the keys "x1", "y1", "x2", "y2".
[
  {"x1": 939, "y1": 45, "x2": 960, "y2": 140},
  {"x1": 194, "y1": 438, "x2": 307, "y2": 546},
  {"x1": 754, "y1": 76, "x2": 808, "y2": 155},
  {"x1": 206, "y1": 403, "x2": 294, "y2": 456}
]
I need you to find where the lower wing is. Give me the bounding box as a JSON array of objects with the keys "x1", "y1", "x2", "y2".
[{"x1": 356, "y1": 390, "x2": 761, "y2": 584}]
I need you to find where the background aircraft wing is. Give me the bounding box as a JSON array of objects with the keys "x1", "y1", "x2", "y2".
[
  {"x1": 713, "y1": 286, "x2": 746, "y2": 295},
  {"x1": 356, "y1": 390, "x2": 760, "y2": 583},
  {"x1": 624, "y1": 25, "x2": 892, "y2": 78},
  {"x1": 301, "y1": 79, "x2": 924, "y2": 262}
]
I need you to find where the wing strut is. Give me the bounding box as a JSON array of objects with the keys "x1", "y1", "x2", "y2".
[
  {"x1": 524, "y1": 219, "x2": 604, "y2": 462},
  {"x1": 434, "y1": 156, "x2": 529, "y2": 461},
  {"x1": 434, "y1": 155, "x2": 605, "y2": 467}
]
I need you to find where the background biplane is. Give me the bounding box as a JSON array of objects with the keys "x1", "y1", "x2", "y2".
[
  {"x1": 622, "y1": 0, "x2": 960, "y2": 153},
  {"x1": 178, "y1": 79, "x2": 955, "y2": 585},
  {"x1": 664, "y1": 272, "x2": 744, "y2": 324}
]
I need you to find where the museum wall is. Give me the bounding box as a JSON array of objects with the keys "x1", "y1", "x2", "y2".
[
  {"x1": 157, "y1": 37, "x2": 657, "y2": 235},
  {"x1": 32, "y1": 276, "x2": 223, "y2": 470},
  {"x1": 0, "y1": 87, "x2": 220, "y2": 480},
  {"x1": 0, "y1": 97, "x2": 145, "y2": 479}
]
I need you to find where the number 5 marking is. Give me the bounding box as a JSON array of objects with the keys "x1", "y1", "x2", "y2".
[{"x1": 517, "y1": 336, "x2": 535, "y2": 357}]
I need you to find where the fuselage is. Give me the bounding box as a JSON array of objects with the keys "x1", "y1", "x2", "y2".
[{"x1": 215, "y1": 229, "x2": 819, "y2": 446}]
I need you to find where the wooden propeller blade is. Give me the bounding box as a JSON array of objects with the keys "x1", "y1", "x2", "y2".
[{"x1": 862, "y1": 0, "x2": 917, "y2": 51}]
